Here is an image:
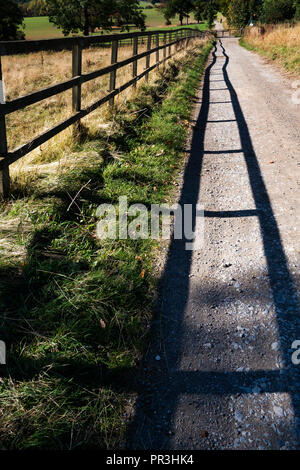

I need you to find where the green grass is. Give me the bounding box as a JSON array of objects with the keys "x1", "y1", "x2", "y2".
[
  {"x1": 0, "y1": 38, "x2": 214, "y2": 450},
  {"x1": 239, "y1": 37, "x2": 269, "y2": 56},
  {"x1": 24, "y1": 16, "x2": 65, "y2": 40},
  {"x1": 23, "y1": 12, "x2": 208, "y2": 40}
]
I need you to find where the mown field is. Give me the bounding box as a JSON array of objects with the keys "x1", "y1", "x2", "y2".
[
  {"x1": 240, "y1": 23, "x2": 300, "y2": 76},
  {"x1": 0, "y1": 37, "x2": 214, "y2": 450},
  {"x1": 23, "y1": 8, "x2": 207, "y2": 40},
  {"x1": 23, "y1": 16, "x2": 65, "y2": 40}
]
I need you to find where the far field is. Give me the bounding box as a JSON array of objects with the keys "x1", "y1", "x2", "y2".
[
  {"x1": 23, "y1": 16, "x2": 65, "y2": 40},
  {"x1": 23, "y1": 6, "x2": 207, "y2": 40}
]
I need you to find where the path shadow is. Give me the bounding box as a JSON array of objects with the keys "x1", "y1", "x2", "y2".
[{"x1": 127, "y1": 41, "x2": 300, "y2": 449}]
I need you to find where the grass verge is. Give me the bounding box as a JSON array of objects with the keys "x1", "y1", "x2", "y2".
[
  {"x1": 0, "y1": 38, "x2": 213, "y2": 450},
  {"x1": 240, "y1": 24, "x2": 300, "y2": 76}
]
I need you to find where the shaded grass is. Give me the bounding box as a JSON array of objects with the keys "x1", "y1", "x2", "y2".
[{"x1": 0, "y1": 38, "x2": 214, "y2": 449}]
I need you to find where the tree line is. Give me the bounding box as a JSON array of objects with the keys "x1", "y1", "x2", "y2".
[
  {"x1": 161, "y1": 0, "x2": 300, "y2": 28},
  {"x1": 219, "y1": 0, "x2": 300, "y2": 28},
  {"x1": 1, "y1": 0, "x2": 146, "y2": 40},
  {"x1": 1, "y1": 0, "x2": 300, "y2": 41}
]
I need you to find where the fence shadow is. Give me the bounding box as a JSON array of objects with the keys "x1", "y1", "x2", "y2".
[{"x1": 127, "y1": 41, "x2": 300, "y2": 449}]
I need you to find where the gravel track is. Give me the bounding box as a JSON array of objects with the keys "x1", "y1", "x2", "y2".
[{"x1": 128, "y1": 39, "x2": 300, "y2": 450}]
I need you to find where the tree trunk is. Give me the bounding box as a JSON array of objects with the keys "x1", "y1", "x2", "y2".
[
  {"x1": 180, "y1": 14, "x2": 183, "y2": 26},
  {"x1": 83, "y1": 5, "x2": 90, "y2": 36}
]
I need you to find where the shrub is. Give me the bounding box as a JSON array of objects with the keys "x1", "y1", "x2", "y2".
[{"x1": 261, "y1": 0, "x2": 296, "y2": 23}]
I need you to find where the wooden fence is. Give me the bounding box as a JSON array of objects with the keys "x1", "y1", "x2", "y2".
[
  {"x1": 216, "y1": 29, "x2": 242, "y2": 38},
  {"x1": 0, "y1": 27, "x2": 207, "y2": 196}
]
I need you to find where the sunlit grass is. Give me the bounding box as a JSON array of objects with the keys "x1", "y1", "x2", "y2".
[
  {"x1": 241, "y1": 23, "x2": 300, "y2": 75},
  {"x1": 0, "y1": 38, "x2": 214, "y2": 449}
]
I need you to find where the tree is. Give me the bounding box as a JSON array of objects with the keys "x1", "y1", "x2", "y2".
[
  {"x1": 261, "y1": 0, "x2": 295, "y2": 23},
  {"x1": 164, "y1": 0, "x2": 194, "y2": 25},
  {"x1": 218, "y1": 0, "x2": 230, "y2": 17},
  {"x1": 46, "y1": 0, "x2": 146, "y2": 36},
  {"x1": 0, "y1": 0, "x2": 25, "y2": 40},
  {"x1": 116, "y1": 0, "x2": 146, "y2": 30},
  {"x1": 194, "y1": 0, "x2": 206, "y2": 23},
  {"x1": 295, "y1": 0, "x2": 300, "y2": 19},
  {"x1": 28, "y1": 0, "x2": 48, "y2": 16},
  {"x1": 204, "y1": 0, "x2": 219, "y2": 29},
  {"x1": 19, "y1": 0, "x2": 48, "y2": 17},
  {"x1": 227, "y1": 0, "x2": 261, "y2": 28}
]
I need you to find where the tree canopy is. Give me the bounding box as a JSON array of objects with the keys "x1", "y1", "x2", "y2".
[
  {"x1": 163, "y1": 0, "x2": 194, "y2": 26},
  {"x1": 261, "y1": 0, "x2": 296, "y2": 23},
  {"x1": 0, "y1": 0, "x2": 25, "y2": 41},
  {"x1": 47, "y1": 0, "x2": 146, "y2": 36},
  {"x1": 18, "y1": 0, "x2": 48, "y2": 17},
  {"x1": 295, "y1": 0, "x2": 300, "y2": 20},
  {"x1": 219, "y1": 0, "x2": 299, "y2": 26},
  {"x1": 163, "y1": 0, "x2": 219, "y2": 27}
]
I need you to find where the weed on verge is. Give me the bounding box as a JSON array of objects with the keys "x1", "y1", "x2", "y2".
[{"x1": 0, "y1": 39, "x2": 213, "y2": 450}]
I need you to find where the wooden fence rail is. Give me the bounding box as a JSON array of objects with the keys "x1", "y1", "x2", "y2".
[
  {"x1": 0, "y1": 27, "x2": 207, "y2": 196},
  {"x1": 215, "y1": 29, "x2": 242, "y2": 38}
]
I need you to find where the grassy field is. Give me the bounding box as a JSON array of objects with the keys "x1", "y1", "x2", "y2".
[
  {"x1": 0, "y1": 37, "x2": 214, "y2": 449},
  {"x1": 240, "y1": 23, "x2": 300, "y2": 75},
  {"x1": 3, "y1": 42, "x2": 160, "y2": 157},
  {"x1": 23, "y1": 10, "x2": 207, "y2": 40},
  {"x1": 23, "y1": 16, "x2": 65, "y2": 40}
]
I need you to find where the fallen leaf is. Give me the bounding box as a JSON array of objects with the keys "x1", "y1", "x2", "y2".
[
  {"x1": 200, "y1": 430, "x2": 208, "y2": 438},
  {"x1": 100, "y1": 319, "x2": 106, "y2": 329},
  {"x1": 140, "y1": 269, "x2": 145, "y2": 278},
  {"x1": 135, "y1": 256, "x2": 142, "y2": 261}
]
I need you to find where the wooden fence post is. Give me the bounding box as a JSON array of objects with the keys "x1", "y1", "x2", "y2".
[
  {"x1": 72, "y1": 43, "x2": 82, "y2": 135},
  {"x1": 109, "y1": 40, "x2": 118, "y2": 107},
  {"x1": 169, "y1": 31, "x2": 172, "y2": 56},
  {"x1": 0, "y1": 56, "x2": 9, "y2": 198},
  {"x1": 156, "y1": 33, "x2": 159, "y2": 65},
  {"x1": 163, "y1": 33, "x2": 167, "y2": 62},
  {"x1": 175, "y1": 30, "x2": 178, "y2": 51},
  {"x1": 145, "y1": 34, "x2": 151, "y2": 82},
  {"x1": 132, "y1": 36, "x2": 138, "y2": 88}
]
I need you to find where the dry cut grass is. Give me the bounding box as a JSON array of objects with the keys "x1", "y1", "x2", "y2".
[
  {"x1": 2, "y1": 40, "x2": 165, "y2": 174},
  {"x1": 242, "y1": 23, "x2": 300, "y2": 75},
  {"x1": 2, "y1": 37, "x2": 202, "y2": 194}
]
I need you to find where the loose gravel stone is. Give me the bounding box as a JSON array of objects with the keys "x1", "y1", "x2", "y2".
[{"x1": 128, "y1": 32, "x2": 300, "y2": 450}]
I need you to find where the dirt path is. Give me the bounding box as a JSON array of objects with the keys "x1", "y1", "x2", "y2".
[{"x1": 128, "y1": 39, "x2": 300, "y2": 450}]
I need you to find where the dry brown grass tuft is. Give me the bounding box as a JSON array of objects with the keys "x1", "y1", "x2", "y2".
[
  {"x1": 244, "y1": 23, "x2": 300, "y2": 48},
  {"x1": 3, "y1": 45, "x2": 151, "y2": 153},
  {"x1": 1, "y1": 38, "x2": 205, "y2": 190},
  {"x1": 242, "y1": 23, "x2": 300, "y2": 75}
]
